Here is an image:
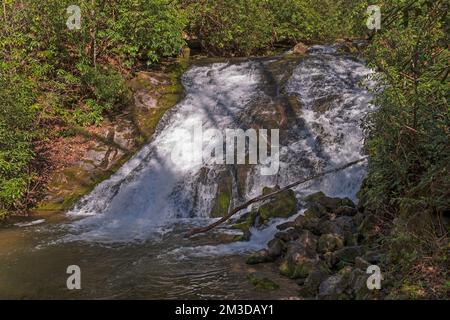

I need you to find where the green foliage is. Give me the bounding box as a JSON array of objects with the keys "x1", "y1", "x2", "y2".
[
  {"x1": 184, "y1": 0, "x2": 274, "y2": 56},
  {"x1": 270, "y1": 0, "x2": 369, "y2": 43},
  {"x1": 0, "y1": 0, "x2": 186, "y2": 214},
  {"x1": 363, "y1": 0, "x2": 449, "y2": 215},
  {"x1": 0, "y1": 67, "x2": 37, "y2": 213},
  {"x1": 361, "y1": 1, "x2": 449, "y2": 296},
  {"x1": 183, "y1": 0, "x2": 369, "y2": 56}
]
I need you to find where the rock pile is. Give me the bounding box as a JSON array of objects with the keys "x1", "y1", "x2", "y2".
[{"x1": 246, "y1": 191, "x2": 385, "y2": 299}]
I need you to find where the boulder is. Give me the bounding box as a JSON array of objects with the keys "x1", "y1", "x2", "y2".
[
  {"x1": 304, "y1": 203, "x2": 328, "y2": 218},
  {"x1": 267, "y1": 238, "x2": 286, "y2": 258},
  {"x1": 279, "y1": 233, "x2": 319, "y2": 279},
  {"x1": 247, "y1": 273, "x2": 280, "y2": 290},
  {"x1": 318, "y1": 266, "x2": 353, "y2": 300},
  {"x1": 317, "y1": 233, "x2": 345, "y2": 254},
  {"x1": 305, "y1": 192, "x2": 355, "y2": 211},
  {"x1": 297, "y1": 230, "x2": 318, "y2": 254},
  {"x1": 318, "y1": 216, "x2": 355, "y2": 240},
  {"x1": 333, "y1": 246, "x2": 365, "y2": 264},
  {"x1": 246, "y1": 250, "x2": 274, "y2": 265},
  {"x1": 298, "y1": 266, "x2": 330, "y2": 298},
  {"x1": 318, "y1": 275, "x2": 347, "y2": 300},
  {"x1": 274, "y1": 229, "x2": 300, "y2": 242},
  {"x1": 233, "y1": 210, "x2": 258, "y2": 232},
  {"x1": 293, "y1": 211, "x2": 320, "y2": 233},
  {"x1": 276, "y1": 221, "x2": 295, "y2": 231},
  {"x1": 259, "y1": 186, "x2": 298, "y2": 223},
  {"x1": 349, "y1": 268, "x2": 372, "y2": 300},
  {"x1": 210, "y1": 170, "x2": 232, "y2": 218}
]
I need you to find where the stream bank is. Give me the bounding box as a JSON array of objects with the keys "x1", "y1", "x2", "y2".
[{"x1": 29, "y1": 58, "x2": 189, "y2": 220}]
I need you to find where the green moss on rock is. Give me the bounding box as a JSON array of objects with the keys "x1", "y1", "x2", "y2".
[
  {"x1": 247, "y1": 273, "x2": 280, "y2": 290},
  {"x1": 259, "y1": 186, "x2": 297, "y2": 223}
]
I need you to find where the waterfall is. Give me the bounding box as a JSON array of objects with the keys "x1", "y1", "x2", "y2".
[{"x1": 64, "y1": 45, "x2": 375, "y2": 244}]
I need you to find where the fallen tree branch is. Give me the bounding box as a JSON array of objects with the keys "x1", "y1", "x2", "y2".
[{"x1": 185, "y1": 157, "x2": 368, "y2": 238}]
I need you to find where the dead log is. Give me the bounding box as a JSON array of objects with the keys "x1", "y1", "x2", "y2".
[{"x1": 184, "y1": 157, "x2": 368, "y2": 238}]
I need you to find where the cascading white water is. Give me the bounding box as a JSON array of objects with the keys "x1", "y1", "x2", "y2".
[{"x1": 65, "y1": 45, "x2": 375, "y2": 245}]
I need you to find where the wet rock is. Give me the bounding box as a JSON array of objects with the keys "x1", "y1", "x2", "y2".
[
  {"x1": 334, "y1": 216, "x2": 356, "y2": 234},
  {"x1": 232, "y1": 230, "x2": 251, "y2": 242},
  {"x1": 279, "y1": 230, "x2": 319, "y2": 279},
  {"x1": 317, "y1": 220, "x2": 342, "y2": 235},
  {"x1": 305, "y1": 192, "x2": 352, "y2": 212},
  {"x1": 247, "y1": 273, "x2": 280, "y2": 290},
  {"x1": 275, "y1": 229, "x2": 300, "y2": 242},
  {"x1": 277, "y1": 221, "x2": 295, "y2": 231},
  {"x1": 259, "y1": 186, "x2": 298, "y2": 223},
  {"x1": 84, "y1": 148, "x2": 108, "y2": 167},
  {"x1": 298, "y1": 266, "x2": 330, "y2": 298},
  {"x1": 267, "y1": 238, "x2": 286, "y2": 258},
  {"x1": 317, "y1": 233, "x2": 345, "y2": 254},
  {"x1": 293, "y1": 42, "x2": 308, "y2": 55},
  {"x1": 233, "y1": 210, "x2": 258, "y2": 232},
  {"x1": 246, "y1": 250, "x2": 274, "y2": 265},
  {"x1": 279, "y1": 239, "x2": 320, "y2": 279},
  {"x1": 318, "y1": 274, "x2": 346, "y2": 300},
  {"x1": 293, "y1": 208, "x2": 321, "y2": 233},
  {"x1": 210, "y1": 170, "x2": 232, "y2": 218},
  {"x1": 312, "y1": 95, "x2": 341, "y2": 114},
  {"x1": 333, "y1": 246, "x2": 365, "y2": 264},
  {"x1": 318, "y1": 266, "x2": 353, "y2": 300},
  {"x1": 305, "y1": 203, "x2": 328, "y2": 218},
  {"x1": 348, "y1": 268, "x2": 372, "y2": 300},
  {"x1": 318, "y1": 216, "x2": 356, "y2": 240},
  {"x1": 341, "y1": 198, "x2": 356, "y2": 208},
  {"x1": 279, "y1": 257, "x2": 320, "y2": 280}
]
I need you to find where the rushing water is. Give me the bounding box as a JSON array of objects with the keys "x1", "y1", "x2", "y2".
[{"x1": 0, "y1": 45, "x2": 375, "y2": 299}]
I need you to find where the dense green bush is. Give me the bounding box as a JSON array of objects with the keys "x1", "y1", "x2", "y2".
[
  {"x1": 361, "y1": 1, "x2": 449, "y2": 291},
  {"x1": 0, "y1": 70, "x2": 37, "y2": 216},
  {"x1": 0, "y1": 0, "x2": 187, "y2": 214},
  {"x1": 183, "y1": 0, "x2": 369, "y2": 56},
  {"x1": 364, "y1": 0, "x2": 449, "y2": 216},
  {"x1": 183, "y1": 0, "x2": 274, "y2": 56}
]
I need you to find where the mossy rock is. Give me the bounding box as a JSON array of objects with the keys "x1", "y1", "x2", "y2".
[
  {"x1": 259, "y1": 186, "x2": 298, "y2": 223},
  {"x1": 211, "y1": 191, "x2": 231, "y2": 218},
  {"x1": 246, "y1": 250, "x2": 274, "y2": 265},
  {"x1": 305, "y1": 191, "x2": 355, "y2": 212},
  {"x1": 232, "y1": 210, "x2": 258, "y2": 232},
  {"x1": 317, "y1": 233, "x2": 345, "y2": 254},
  {"x1": 279, "y1": 257, "x2": 318, "y2": 280},
  {"x1": 247, "y1": 273, "x2": 280, "y2": 290}
]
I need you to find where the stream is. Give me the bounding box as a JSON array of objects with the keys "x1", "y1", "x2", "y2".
[{"x1": 0, "y1": 45, "x2": 375, "y2": 299}]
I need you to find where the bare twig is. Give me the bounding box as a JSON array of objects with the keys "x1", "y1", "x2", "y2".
[{"x1": 184, "y1": 157, "x2": 368, "y2": 238}]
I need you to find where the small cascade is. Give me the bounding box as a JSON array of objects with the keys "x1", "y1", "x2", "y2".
[{"x1": 65, "y1": 45, "x2": 375, "y2": 244}]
